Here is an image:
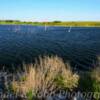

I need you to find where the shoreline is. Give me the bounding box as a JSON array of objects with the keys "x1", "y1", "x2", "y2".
[
  {"x1": 0, "y1": 24, "x2": 100, "y2": 27},
  {"x1": 0, "y1": 21, "x2": 100, "y2": 27}
]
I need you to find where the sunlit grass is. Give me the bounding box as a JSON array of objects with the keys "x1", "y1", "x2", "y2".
[
  {"x1": 12, "y1": 56, "x2": 79, "y2": 99},
  {"x1": 1, "y1": 55, "x2": 100, "y2": 99},
  {"x1": 0, "y1": 20, "x2": 100, "y2": 27}
]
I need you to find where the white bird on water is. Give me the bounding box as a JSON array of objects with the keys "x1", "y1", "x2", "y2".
[
  {"x1": 45, "y1": 23, "x2": 47, "y2": 31},
  {"x1": 68, "y1": 26, "x2": 72, "y2": 32},
  {"x1": 14, "y1": 25, "x2": 20, "y2": 32}
]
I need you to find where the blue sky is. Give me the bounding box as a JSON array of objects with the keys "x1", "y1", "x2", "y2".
[{"x1": 0, "y1": 0, "x2": 100, "y2": 21}]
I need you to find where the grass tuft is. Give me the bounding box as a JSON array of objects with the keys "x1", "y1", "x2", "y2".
[{"x1": 12, "y1": 56, "x2": 79, "y2": 99}]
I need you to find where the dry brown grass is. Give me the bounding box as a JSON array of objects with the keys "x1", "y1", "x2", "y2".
[
  {"x1": 12, "y1": 56, "x2": 79, "y2": 98},
  {"x1": 12, "y1": 64, "x2": 36, "y2": 94}
]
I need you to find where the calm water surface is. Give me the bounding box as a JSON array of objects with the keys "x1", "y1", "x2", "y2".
[{"x1": 0, "y1": 25, "x2": 100, "y2": 70}]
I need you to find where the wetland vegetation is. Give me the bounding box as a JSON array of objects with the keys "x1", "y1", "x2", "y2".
[
  {"x1": 0, "y1": 55, "x2": 100, "y2": 100},
  {"x1": 0, "y1": 20, "x2": 100, "y2": 27}
]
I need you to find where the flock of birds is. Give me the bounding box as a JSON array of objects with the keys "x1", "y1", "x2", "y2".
[
  {"x1": 44, "y1": 24, "x2": 72, "y2": 32},
  {"x1": 7, "y1": 24, "x2": 72, "y2": 33}
]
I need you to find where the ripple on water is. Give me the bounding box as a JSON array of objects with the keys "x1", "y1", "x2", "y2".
[{"x1": 0, "y1": 25, "x2": 100, "y2": 70}]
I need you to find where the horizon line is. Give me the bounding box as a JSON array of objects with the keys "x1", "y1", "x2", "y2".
[{"x1": 0, "y1": 19, "x2": 100, "y2": 22}]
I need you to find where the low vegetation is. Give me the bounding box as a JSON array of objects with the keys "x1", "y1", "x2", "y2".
[
  {"x1": 0, "y1": 20, "x2": 100, "y2": 27},
  {"x1": 0, "y1": 55, "x2": 100, "y2": 99},
  {"x1": 78, "y1": 67, "x2": 100, "y2": 100},
  {"x1": 92, "y1": 67, "x2": 100, "y2": 100},
  {"x1": 12, "y1": 56, "x2": 79, "y2": 99}
]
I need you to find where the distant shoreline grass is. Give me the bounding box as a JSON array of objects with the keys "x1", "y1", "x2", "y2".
[{"x1": 0, "y1": 20, "x2": 100, "y2": 27}]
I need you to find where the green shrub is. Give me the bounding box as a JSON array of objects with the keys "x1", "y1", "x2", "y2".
[
  {"x1": 92, "y1": 67, "x2": 100, "y2": 100},
  {"x1": 79, "y1": 72, "x2": 94, "y2": 92},
  {"x1": 79, "y1": 67, "x2": 100, "y2": 100},
  {"x1": 55, "y1": 71, "x2": 79, "y2": 91},
  {"x1": 26, "y1": 90, "x2": 36, "y2": 100}
]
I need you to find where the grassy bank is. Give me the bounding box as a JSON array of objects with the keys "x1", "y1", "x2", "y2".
[
  {"x1": 0, "y1": 55, "x2": 100, "y2": 99},
  {"x1": 0, "y1": 20, "x2": 100, "y2": 27}
]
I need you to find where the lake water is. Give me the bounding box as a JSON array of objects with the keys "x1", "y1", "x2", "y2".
[{"x1": 0, "y1": 25, "x2": 100, "y2": 70}]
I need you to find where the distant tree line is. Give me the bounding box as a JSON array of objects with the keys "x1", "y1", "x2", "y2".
[
  {"x1": 0, "y1": 20, "x2": 100, "y2": 26},
  {"x1": 0, "y1": 20, "x2": 20, "y2": 22}
]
